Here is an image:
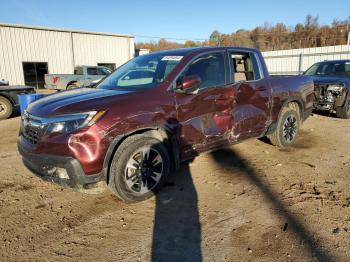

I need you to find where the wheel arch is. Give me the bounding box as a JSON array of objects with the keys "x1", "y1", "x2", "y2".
[
  {"x1": 266, "y1": 96, "x2": 304, "y2": 136},
  {"x1": 279, "y1": 96, "x2": 304, "y2": 121},
  {"x1": 0, "y1": 93, "x2": 15, "y2": 105},
  {"x1": 103, "y1": 127, "x2": 180, "y2": 184},
  {"x1": 66, "y1": 81, "x2": 78, "y2": 88}
]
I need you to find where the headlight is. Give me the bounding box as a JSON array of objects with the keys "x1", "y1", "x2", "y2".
[
  {"x1": 327, "y1": 84, "x2": 344, "y2": 92},
  {"x1": 46, "y1": 110, "x2": 106, "y2": 134}
]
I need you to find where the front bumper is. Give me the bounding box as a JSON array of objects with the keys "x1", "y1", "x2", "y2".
[
  {"x1": 314, "y1": 83, "x2": 348, "y2": 110},
  {"x1": 18, "y1": 142, "x2": 105, "y2": 189}
]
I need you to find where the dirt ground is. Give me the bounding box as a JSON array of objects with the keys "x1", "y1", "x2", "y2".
[{"x1": 0, "y1": 113, "x2": 349, "y2": 262}]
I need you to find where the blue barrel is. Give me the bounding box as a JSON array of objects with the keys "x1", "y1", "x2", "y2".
[{"x1": 18, "y1": 94, "x2": 45, "y2": 114}]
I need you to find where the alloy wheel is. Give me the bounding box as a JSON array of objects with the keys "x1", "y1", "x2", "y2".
[
  {"x1": 124, "y1": 146, "x2": 163, "y2": 194},
  {"x1": 283, "y1": 115, "x2": 298, "y2": 143}
]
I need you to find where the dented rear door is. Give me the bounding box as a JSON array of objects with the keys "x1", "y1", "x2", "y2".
[{"x1": 227, "y1": 50, "x2": 272, "y2": 141}]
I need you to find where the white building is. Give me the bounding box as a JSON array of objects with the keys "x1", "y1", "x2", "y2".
[
  {"x1": 135, "y1": 48, "x2": 150, "y2": 57},
  {"x1": 0, "y1": 23, "x2": 134, "y2": 88}
]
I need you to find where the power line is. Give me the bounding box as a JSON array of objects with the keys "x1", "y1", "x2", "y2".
[{"x1": 133, "y1": 34, "x2": 206, "y2": 41}]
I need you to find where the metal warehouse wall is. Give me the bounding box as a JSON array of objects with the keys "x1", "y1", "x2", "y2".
[
  {"x1": 0, "y1": 24, "x2": 134, "y2": 86},
  {"x1": 72, "y1": 33, "x2": 134, "y2": 67},
  {"x1": 262, "y1": 45, "x2": 350, "y2": 75},
  {"x1": 0, "y1": 26, "x2": 73, "y2": 85}
]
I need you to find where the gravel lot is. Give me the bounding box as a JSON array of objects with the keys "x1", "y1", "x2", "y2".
[{"x1": 0, "y1": 113, "x2": 349, "y2": 261}]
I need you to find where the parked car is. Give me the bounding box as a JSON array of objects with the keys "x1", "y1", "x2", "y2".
[
  {"x1": 0, "y1": 79, "x2": 9, "y2": 86},
  {"x1": 304, "y1": 60, "x2": 350, "y2": 118},
  {"x1": 45, "y1": 65, "x2": 112, "y2": 90},
  {"x1": 0, "y1": 83, "x2": 35, "y2": 119},
  {"x1": 18, "y1": 47, "x2": 314, "y2": 202}
]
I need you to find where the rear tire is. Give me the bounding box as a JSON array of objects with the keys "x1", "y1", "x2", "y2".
[
  {"x1": 336, "y1": 96, "x2": 350, "y2": 119},
  {"x1": 108, "y1": 134, "x2": 170, "y2": 202},
  {"x1": 0, "y1": 96, "x2": 13, "y2": 120},
  {"x1": 268, "y1": 103, "x2": 301, "y2": 147}
]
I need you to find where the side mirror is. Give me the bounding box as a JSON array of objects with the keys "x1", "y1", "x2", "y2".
[{"x1": 178, "y1": 75, "x2": 201, "y2": 94}]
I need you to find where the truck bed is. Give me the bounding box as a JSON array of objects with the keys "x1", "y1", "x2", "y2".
[
  {"x1": 269, "y1": 75, "x2": 314, "y2": 122},
  {"x1": 0, "y1": 85, "x2": 35, "y2": 91}
]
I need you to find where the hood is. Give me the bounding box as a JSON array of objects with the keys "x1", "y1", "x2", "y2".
[
  {"x1": 310, "y1": 75, "x2": 350, "y2": 88},
  {"x1": 27, "y1": 88, "x2": 133, "y2": 117}
]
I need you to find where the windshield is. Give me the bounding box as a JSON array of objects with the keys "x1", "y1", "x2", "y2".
[
  {"x1": 97, "y1": 53, "x2": 183, "y2": 90},
  {"x1": 304, "y1": 61, "x2": 350, "y2": 76}
]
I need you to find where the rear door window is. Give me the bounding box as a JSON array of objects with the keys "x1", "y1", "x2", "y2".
[{"x1": 229, "y1": 51, "x2": 262, "y2": 82}]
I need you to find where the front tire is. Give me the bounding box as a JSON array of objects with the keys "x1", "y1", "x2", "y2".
[
  {"x1": 108, "y1": 134, "x2": 170, "y2": 202},
  {"x1": 336, "y1": 96, "x2": 350, "y2": 119},
  {"x1": 0, "y1": 96, "x2": 13, "y2": 120},
  {"x1": 268, "y1": 103, "x2": 301, "y2": 147}
]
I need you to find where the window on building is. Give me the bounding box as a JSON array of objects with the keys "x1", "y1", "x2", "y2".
[
  {"x1": 98, "y1": 63, "x2": 116, "y2": 71},
  {"x1": 22, "y1": 62, "x2": 48, "y2": 89}
]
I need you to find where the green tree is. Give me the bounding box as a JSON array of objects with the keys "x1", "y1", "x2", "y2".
[{"x1": 209, "y1": 30, "x2": 222, "y2": 46}]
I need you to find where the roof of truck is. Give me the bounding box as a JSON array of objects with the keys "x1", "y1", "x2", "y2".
[{"x1": 148, "y1": 46, "x2": 260, "y2": 56}]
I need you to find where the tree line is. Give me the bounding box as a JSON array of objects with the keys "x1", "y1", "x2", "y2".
[{"x1": 136, "y1": 15, "x2": 349, "y2": 52}]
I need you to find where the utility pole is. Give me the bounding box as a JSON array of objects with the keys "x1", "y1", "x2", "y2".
[{"x1": 347, "y1": 16, "x2": 350, "y2": 46}]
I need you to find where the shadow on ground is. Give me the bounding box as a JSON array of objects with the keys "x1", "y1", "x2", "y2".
[
  {"x1": 151, "y1": 160, "x2": 202, "y2": 262},
  {"x1": 210, "y1": 148, "x2": 333, "y2": 261},
  {"x1": 313, "y1": 110, "x2": 337, "y2": 118},
  {"x1": 150, "y1": 142, "x2": 333, "y2": 261}
]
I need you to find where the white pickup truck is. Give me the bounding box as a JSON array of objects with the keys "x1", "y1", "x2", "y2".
[{"x1": 45, "y1": 65, "x2": 112, "y2": 90}]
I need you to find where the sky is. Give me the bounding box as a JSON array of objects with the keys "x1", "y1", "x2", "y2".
[{"x1": 0, "y1": 0, "x2": 349, "y2": 43}]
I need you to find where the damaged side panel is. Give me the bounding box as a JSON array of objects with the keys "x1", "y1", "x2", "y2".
[{"x1": 230, "y1": 80, "x2": 271, "y2": 142}]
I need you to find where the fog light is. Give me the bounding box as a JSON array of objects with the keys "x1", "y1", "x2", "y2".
[
  {"x1": 42, "y1": 165, "x2": 57, "y2": 176},
  {"x1": 56, "y1": 168, "x2": 69, "y2": 179}
]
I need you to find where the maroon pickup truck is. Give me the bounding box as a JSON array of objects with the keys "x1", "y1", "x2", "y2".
[{"x1": 18, "y1": 47, "x2": 314, "y2": 202}]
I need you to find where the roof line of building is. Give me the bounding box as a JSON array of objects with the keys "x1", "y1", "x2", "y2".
[{"x1": 0, "y1": 23, "x2": 134, "y2": 38}]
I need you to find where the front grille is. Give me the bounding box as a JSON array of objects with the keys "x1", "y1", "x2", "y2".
[
  {"x1": 21, "y1": 112, "x2": 45, "y2": 145},
  {"x1": 23, "y1": 125, "x2": 41, "y2": 144}
]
